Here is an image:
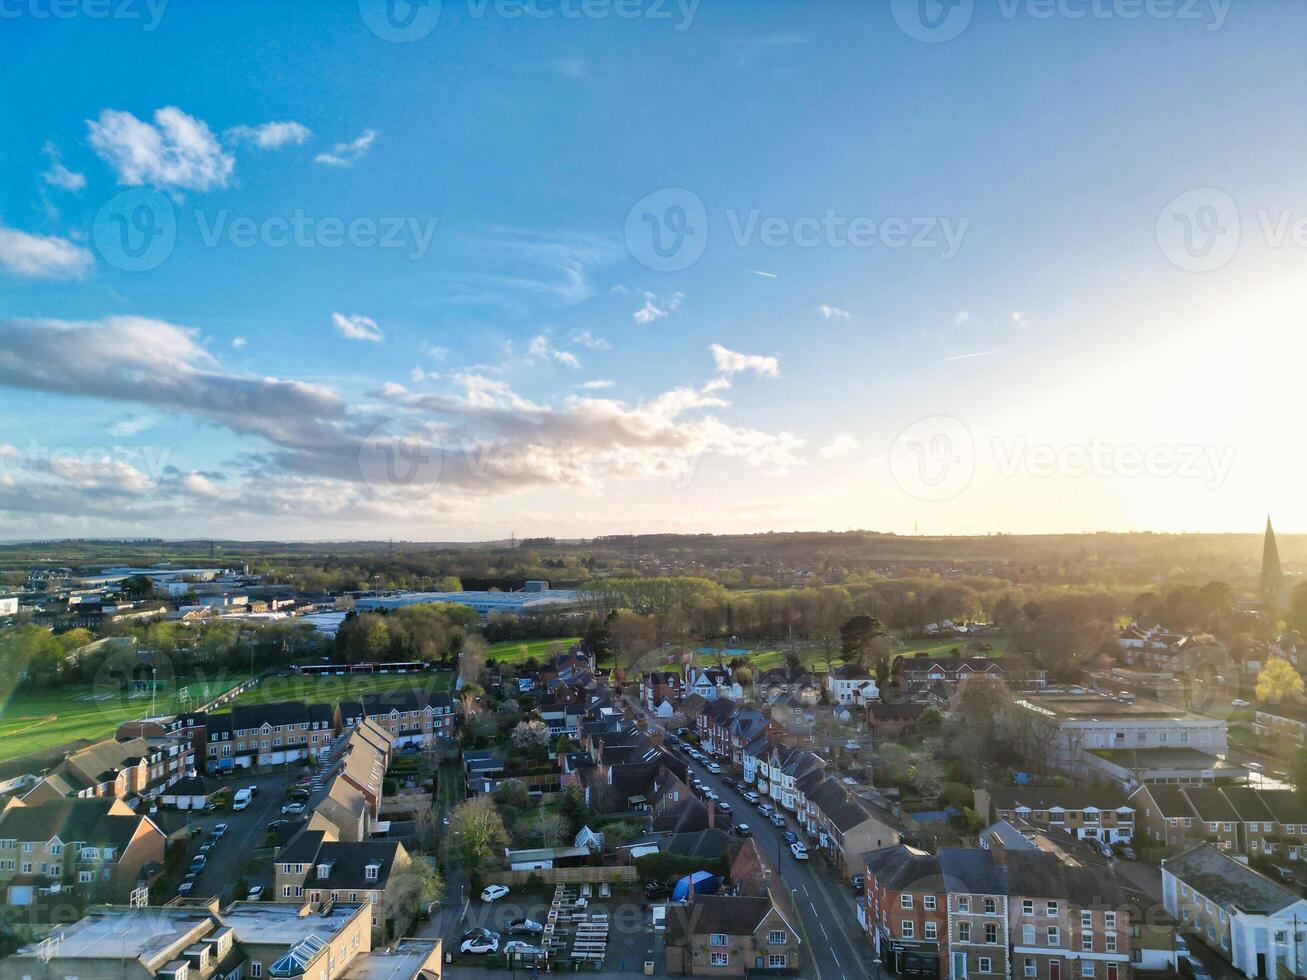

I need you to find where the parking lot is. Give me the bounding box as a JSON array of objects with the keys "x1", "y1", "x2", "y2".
[
  {"x1": 450, "y1": 884, "x2": 663, "y2": 974},
  {"x1": 163, "y1": 768, "x2": 304, "y2": 903}
]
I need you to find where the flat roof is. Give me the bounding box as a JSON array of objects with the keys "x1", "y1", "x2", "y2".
[
  {"x1": 355, "y1": 589, "x2": 578, "y2": 613},
  {"x1": 1015, "y1": 692, "x2": 1214, "y2": 723},
  {"x1": 17, "y1": 908, "x2": 212, "y2": 962},
  {"x1": 221, "y1": 901, "x2": 366, "y2": 946},
  {"x1": 343, "y1": 940, "x2": 441, "y2": 980}
]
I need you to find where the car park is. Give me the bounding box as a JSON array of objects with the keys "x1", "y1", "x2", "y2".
[
  {"x1": 481, "y1": 883, "x2": 511, "y2": 902},
  {"x1": 281, "y1": 802, "x2": 306, "y2": 815},
  {"x1": 461, "y1": 935, "x2": 499, "y2": 955},
  {"x1": 506, "y1": 918, "x2": 544, "y2": 935}
]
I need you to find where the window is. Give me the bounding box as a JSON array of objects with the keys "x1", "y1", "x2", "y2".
[
  {"x1": 1024, "y1": 958, "x2": 1037, "y2": 976},
  {"x1": 959, "y1": 897, "x2": 970, "y2": 913},
  {"x1": 1083, "y1": 934, "x2": 1094, "y2": 951},
  {"x1": 924, "y1": 922, "x2": 937, "y2": 940},
  {"x1": 960, "y1": 923, "x2": 971, "y2": 942},
  {"x1": 710, "y1": 953, "x2": 729, "y2": 967},
  {"x1": 1081, "y1": 911, "x2": 1093, "y2": 929},
  {"x1": 1048, "y1": 927, "x2": 1060, "y2": 946},
  {"x1": 1023, "y1": 899, "x2": 1035, "y2": 914},
  {"x1": 251, "y1": 966, "x2": 262, "y2": 979},
  {"x1": 768, "y1": 954, "x2": 787, "y2": 969},
  {"x1": 1082, "y1": 962, "x2": 1095, "y2": 977},
  {"x1": 978, "y1": 957, "x2": 992, "y2": 973},
  {"x1": 1104, "y1": 912, "x2": 1116, "y2": 929},
  {"x1": 924, "y1": 896, "x2": 936, "y2": 911},
  {"x1": 985, "y1": 923, "x2": 999, "y2": 944},
  {"x1": 1047, "y1": 901, "x2": 1058, "y2": 916},
  {"x1": 1023, "y1": 925, "x2": 1035, "y2": 944},
  {"x1": 710, "y1": 934, "x2": 728, "y2": 947},
  {"x1": 901, "y1": 894, "x2": 913, "y2": 908},
  {"x1": 767, "y1": 931, "x2": 787, "y2": 945},
  {"x1": 901, "y1": 921, "x2": 914, "y2": 939},
  {"x1": 984, "y1": 897, "x2": 997, "y2": 914},
  {"x1": 1106, "y1": 934, "x2": 1117, "y2": 952}
]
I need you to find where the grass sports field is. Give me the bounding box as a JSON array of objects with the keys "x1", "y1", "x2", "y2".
[
  {"x1": 485, "y1": 637, "x2": 581, "y2": 664},
  {"x1": 691, "y1": 634, "x2": 1014, "y2": 670},
  {"x1": 226, "y1": 670, "x2": 451, "y2": 709},
  {"x1": 0, "y1": 675, "x2": 241, "y2": 764}
]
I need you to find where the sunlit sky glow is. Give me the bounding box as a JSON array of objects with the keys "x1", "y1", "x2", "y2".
[{"x1": 0, "y1": 0, "x2": 1302, "y2": 540}]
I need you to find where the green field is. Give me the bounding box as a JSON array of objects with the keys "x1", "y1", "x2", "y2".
[
  {"x1": 485, "y1": 637, "x2": 581, "y2": 665},
  {"x1": 226, "y1": 670, "x2": 451, "y2": 709},
  {"x1": 0, "y1": 675, "x2": 242, "y2": 764},
  {"x1": 691, "y1": 633, "x2": 1015, "y2": 672}
]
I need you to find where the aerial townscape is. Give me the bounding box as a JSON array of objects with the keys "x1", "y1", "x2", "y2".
[{"x1": 3, "y1": 3, "x2": 1306, "y2": 980}]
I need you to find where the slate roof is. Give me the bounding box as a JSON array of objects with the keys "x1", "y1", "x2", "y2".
[
  {"x1": 987, "y1": 786, "x2": 1132, "y2": 814},
  {"x1": 666, "y1": 894, "x2": 783, "y2": 943},
  {"x1": 664, "y1": 828, "x2": 734, "y2": 859},
  {"x1": 1164, "y1": 844, "x2": 1302, "y2": 914},
  {"x1": 0, "y1": 798, "x2": 153, "y2": 851},
  {"x1": 653, "y1": 796, "x2": 711, "y2": 834},
  {"x1": 1182, "y1": 787, "x2": 1241, "y2": 822}
]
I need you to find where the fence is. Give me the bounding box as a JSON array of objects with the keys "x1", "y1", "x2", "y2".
[{"x1": 483, "y1": 866, "x2": 638, "y2": 886}]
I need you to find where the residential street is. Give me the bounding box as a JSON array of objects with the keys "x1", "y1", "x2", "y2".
[{"x1": 663, "y1": 740, "x2": 880, "y2": 980}]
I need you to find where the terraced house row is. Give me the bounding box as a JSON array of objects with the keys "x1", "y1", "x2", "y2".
[{"x1": 1130, "y1": 784, "x2": 1307, "y2": 861}]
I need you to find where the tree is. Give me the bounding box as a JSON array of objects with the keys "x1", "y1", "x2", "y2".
[
  {"x1": 1290, "y1": 745, "x2": 1307, "y2": 802},
  {"x1": 459, "y1": 635, "x2": 488, "y2": 687},
  {"x1": 559, "y1": 784, "x2": 590, "y2": 837},
  {"x1": 839, "y1": 614, "x2": 883, "y2": 666},
  {"x1": 493, "y1": 778, "x2": 530, "y2": 812},
  {"x1": 510, "y1": 719, "x2": 550, "y2": 755},
  {"x1": 448, "y1": 796, "x2": 509, "y2": 875},
  {"x1": 1256, "y1": 658, "x2": 1305, "y2": 704},
  {"x1": 387, "y1": 855, "x2": 443, "y2": 936}
]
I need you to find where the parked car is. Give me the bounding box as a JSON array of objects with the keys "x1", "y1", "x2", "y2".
[
  {"x1": 462, "y1": 928, "x2": 500, "y2": 943},
  {"x1": 790, "y1": 842, "x2": 809, "y2": 860},
  {"x1": 481, "y1": 884, "x2": 511, "y2": 902},
  {"x1": 1116, "y1": 844, "x2": 1136, "y2": 861},
  {"x1": 189, "y1": 855, "x2": 207, "y2": 873},
  {"x1": 211, "y1": 822, "x2": 229, "y2": 838},
  {"x1": 716, "y1": 801, "x2": 733, "y2": 815},
  {"x1": 1180, "y1": 956, "x2": 1212, "y2": 980},
  {"x1": 460, "y1": 935, "x2": 499, "y2": 955},
  {"x1": 178, "y1": 881, "x2": 194, "y2": 896},
  {"x1": 246, "y1": 785, "x2": 259, "y2": 796},
  {"x1": 644, "y1": 880, "x2": 672, "y2": 900},
  {"x1": 281, "y1": 802, "x2": 306, "y2": 815},
  {"x1": 782, "y1": 831, "x2": 798, "y2": 846},
  {"x1": 722, "y1": 777, "x2": 737, "y2": 789},
  {"x1": 199, "y1": 840, "x2": 216, "y2": 855},
  {"x1": 706, "y1": 762, "x2": 723, "y2": 774},
  {"x1": 246, "y1": 885, "x2": 265, "y2": 901},
  {"x1": 769, "y1": 812, "x2": 787, "y2": 827},
  {"x1": 742, "y1": 790, "x2": 760, "y2": 804},
  {"x1": 506, "y1": 918, "x2": 544, "y2": 935},
  {"x1": 851, "y1": 874, "x2": 865, "y2": 892},
  {"x1": 758, "y1": 803, "x2": 775, "y2": 816},
  {"x1": 1231, "y1": 698, "x2": 1250, "y2": 708},
  {"x1": 732, "y1": 823, "x2": 752, "y2": 837},
  {"x1": 287, "y1": 787, "x2": 311, "y2": 801}
]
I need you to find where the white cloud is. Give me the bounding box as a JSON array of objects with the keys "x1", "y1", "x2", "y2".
[
  {"x1": 424, "y1": 343, "x2": 450, "y2": 361},
  {"x1": 1013, "y1": 310, "x2": 1030, "y2": 327},
  {"x1": 88, "y1": 107, "x2": 234, "y2": 191},
  {"x1": 576, "y1": 379, "x2": 615, "y2": 390},
  {"x1": 108, "y1": 414, "x2": 158, "y2": 437},
  {"x1": 633, "y1": 291, "x2": 683, "y2": 324},
  {"x1": 568, "y1": 329, "x2": 610, "y2": 350},
  {"x1": 819, "y1": 433, "x2": 859, "y2": 459},
  {"x1": 332, "y1": 312, "x2": 384, "y2": 343},
  {"x1": 816, "y1": 304, "x2": 849, "y2": 320},
  {"x1": 0, "y1": 225, "x2": 93, "y2": 279},
  {"x1": 528, "y1": 334, "x2": 581, "y2": 369},
  {"x1": 315, "y1": 128, "x2": 377, "y2": 168},
  {"x1": 224, "y1": 121, "x2": 312, "y2": 149},
  {"x1": 953, "y1": 310, "x2": 973, "y2": 326},
  {"x1": 709, "y1": 343, "x2": 780, "y2": 379},
  {"x1": 232, "y1": 336, "x2": 247, "y2": 349},
  {"x1": 40, "y1": 142, "x2": 86, "y2": 192}
]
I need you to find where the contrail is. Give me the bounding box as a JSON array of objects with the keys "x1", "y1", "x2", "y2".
[
  {"x1": 945, "y1": 348, "x2": 1004, "y2": 361},
  {"x1": 747, "y1": 269, "x2": 778, "y2": 278}
]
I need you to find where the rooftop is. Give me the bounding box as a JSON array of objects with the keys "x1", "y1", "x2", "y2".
[
  {"x1": 1164, "y1": 844, "x2": 1304, "y2": 914},
  {"x1": 343, "y1": 940, "x2": 442, "y2": 980},
  {"x1": 16, "y1": 907, "x2": 213, "y2": 963},
  {"x1": 220, "y1": 901, "x2": 367, "y2": 946},
  {"x1": 1015, "y1": 690, "x2": 1212, "y2": 723}
]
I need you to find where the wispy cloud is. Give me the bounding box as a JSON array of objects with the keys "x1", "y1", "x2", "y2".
[
  {"x1": 528, "y1": 334, "x2": 581, "y2": 369},
  {"x1": 633, "y1": 291, "x2": 683, "y2": 324},
  {"x1": 40, "y1": 142, "x2": 86, "y2": 192},
  {"x1": 225, "y1": 121, "x2": 312, "y2": 150},
  {"x1": 709, "y1": 343, "x2": 780, "y2": 379},
  {"x1": 332, "y1": 312, "x2": 384, "y2": 342},
  {"x1": 568, "y1": 329, "x2": 610, "y2": 351},
  {"x1": 819, "y1": 433, "x2": 859, "y2": 459},
  {"x1": 315, "y1": 128, "x2": 377, "y2": 168},
  {"x1": 816, "y1": 304, "x2": 849, "y2": 320},
  {"x1": 0, "y1": 225, "x2": 93, "y2": 279},
  {"x1": 548, "y1": 57, "x2": 589, "y2": 79}
]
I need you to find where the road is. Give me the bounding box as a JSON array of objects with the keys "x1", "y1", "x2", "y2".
[{"x1": 665, "y1": 744, "x2": 879, "y2": 980}]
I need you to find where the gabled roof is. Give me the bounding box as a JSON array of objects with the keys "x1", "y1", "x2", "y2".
[
  {"x1": 987, "y1": 786, "x2": 1131, "y2": 814},
  {"x1": 1182, "y1": 787, "x2": 1240, "y2": 822},
  {"x1": 666, "y1": 893, "x2": 791, "y2": 943},
  {"x1": 0, "y1": 797, "x2": 151, "y2": 851}
]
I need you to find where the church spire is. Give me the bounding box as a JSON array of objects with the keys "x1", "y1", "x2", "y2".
[{"x1": 1261, "y1": 515, "x2": 1288, "y2": 616}]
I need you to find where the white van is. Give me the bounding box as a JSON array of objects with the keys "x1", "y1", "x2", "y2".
[{"x1": 232, "y1": 788, "x2": 253, "y2": 811}]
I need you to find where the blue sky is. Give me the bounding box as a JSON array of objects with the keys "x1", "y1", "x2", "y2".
[{"x1": 1, "y1": 0, "x2": 1305, "y2": 539}]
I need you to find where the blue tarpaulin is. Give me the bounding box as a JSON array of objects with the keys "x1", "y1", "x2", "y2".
[{"x1": 671, "y1": 871, "x2": 722, "y2": 902}]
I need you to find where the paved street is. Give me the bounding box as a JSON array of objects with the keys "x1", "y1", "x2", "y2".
[{"x1": 663, "y1": 741, "x2": 879, "y2": 980}]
